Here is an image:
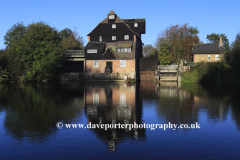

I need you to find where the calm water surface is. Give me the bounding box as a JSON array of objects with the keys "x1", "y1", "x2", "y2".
[{"x1": 0, "y1": 82, "x2": 240, "y2": 159}]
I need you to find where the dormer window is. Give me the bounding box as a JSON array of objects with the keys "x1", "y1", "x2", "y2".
[
  {"x1": 112, "y1": 36, "x2": 116, "y2": 40},
  {"x1": 134, "y1": 23, "x2": 138, "y2": 27},
  {"x1": 99, "y1": 36, "x2": 102, "y2": 41},
  {"x1": 109, "y1": 15, "x2": 115, "y2": 19},
  {"x1": 112, "y1": 24, "x2": 116, "y2": 28}
]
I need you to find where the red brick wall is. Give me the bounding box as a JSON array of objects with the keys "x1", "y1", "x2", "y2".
[{"x1": 86, "y1": 59, "x2": 135, "y2": 73}]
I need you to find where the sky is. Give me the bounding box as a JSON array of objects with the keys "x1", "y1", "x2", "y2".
[{"x1": 0, "y1": 0, "x2": 240, "y2": 49}]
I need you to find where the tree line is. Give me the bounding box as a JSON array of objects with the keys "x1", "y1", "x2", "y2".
[
  {"x1": 0, "y1": 22, "x2": 84, "y2": 82},
  {"x1": 143, "y1": 23, "x2": 240, "y2": 67}
]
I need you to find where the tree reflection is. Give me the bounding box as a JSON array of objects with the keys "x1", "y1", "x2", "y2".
[{"x1": 0, "y1": 82, "x2": 84, "y2": 143}]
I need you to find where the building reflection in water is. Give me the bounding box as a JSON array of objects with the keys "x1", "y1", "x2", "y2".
[{"x1": 84, "y1": 83, "x2": 145, "y2": 152}]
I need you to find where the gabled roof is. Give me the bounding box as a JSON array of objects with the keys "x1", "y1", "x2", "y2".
[
  {"x1": 87, "y1": 11, "x2": 141, "y2": 38},
  {"x1": 108, "y1": 10, "x2": 116, "y2": 15},
  {"x1": 193, "y1": 43, "x2": 224, "y2": 54},
  {"x1": 102, "y1": 48, "x2": 117, "y2": 59}
]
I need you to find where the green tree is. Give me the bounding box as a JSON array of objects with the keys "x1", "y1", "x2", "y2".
[
  {"x1": 4, "y1": 22, "x2": 62, "y2": 81},
  {"x1": 60, "y1": 27, "x2": 84, "y2": 50},
  {"x1": 59, "y1": 28, "x2": 73, "y2": 39},
  {"x1": 143, "y1": 44, "x2": 154, "y2": 58},
  {"x1": 155, "y1": 37, "x2": 173, "y2": 65},
  {"x1": 156, "y1": 24, "x2": 199, "y2": 63},
  {"x1": 206, "y1": 33, "x2": 230, "y2": 50}
]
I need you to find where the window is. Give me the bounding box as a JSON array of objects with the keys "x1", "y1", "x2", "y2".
[
  {"x1": 127, "y1": 48, "x2": 131, "y2": 52},
  {"x1": 134, "y1": 23, "x2": 138, "y2": 27},
  {"x1": 87, "y1": 49, "x2": 97, "y2": 53},
  {"x1": 215, "y1": 55, "x2": 219, "y2": 60},
  {"x1": 109, "y1": 15, "x2": 115, "y2": 19},
  {"x1": 112, "y1": 24, "x2": 116, "y2": 28},
  {"x1": 124, "y1": 35, "x2": 129, "y2": 40},
  {"x1": 93, "y1": 60, "x2": 99, "y2": 67},
  {"x1": 120, "y1": 48, "x2": 124, "y2": 52},
  {"x1": 208, "y1": 55, "x2": 210, "y2": 60},
  {"x1": 124, "y1": 48, "x2": 127, "y2": 52},
  {"x1": 117, "y1": 48, "x2": 120, "y2": 53},
  {"x1": 112, "y1": 36, "x2": 116, "y2": 40},
  {"x1": 99, "y1": 36, "x2": 102, "y2": 41},
  {"x1": 120, "y1": 60, "x2": 126, "y2": 67}
]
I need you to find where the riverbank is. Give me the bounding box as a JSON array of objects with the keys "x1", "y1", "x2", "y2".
[{"x1": 181, "y1": 62, "x2": 240, "y2": 83}]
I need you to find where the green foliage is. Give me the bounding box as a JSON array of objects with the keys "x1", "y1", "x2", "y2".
[
  {"x1": 0, "y1": 67, "x2": 9, "y2": 83},
  {"x1": 143, "y1": 44, "x2": 154, "y2": 58},
  {"x1": 60, "y1": 27, "x2": 84, "y2": 50},
  {"x1": 156, "y1": 23, "x2": 199, "y2": 63},
  {"x1": 181, "y1": 61, "x2": 235, "y2": 82},
  {"x1": 155, "y1": 37, "x2": 173, "y2": 65},
  {"x1": 4, "y1": 22, "x2": 63, "y2": 81},
  {"x1": 206, "y1": 33, "x2": 230, "y2": 51}
]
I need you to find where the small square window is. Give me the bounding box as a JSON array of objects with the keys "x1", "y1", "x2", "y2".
[
  {"x1": 134, "y1": 23, "x2": 138, "y2": 27},
  {"x1": 120, "y1": 60, "x2": 126, "y2": 67},
  {"x1": 120, "y1": 48, "x2": 124, "y2": 52},
  {"x1": 124, "y1": 35, "x2": 129, "y2": 40},
  {"x1": 128, "y1": 48, "x2": 131, "y2": 52},
  {"x1": 117, "y1": 48, "x2": 120, "y2": 52},
  {"x1": 93, "y1": 60, "x2": 99, "y2": 67},
  {"x1": 112, "y1": 24, "x2": 116, "y2": 28},
  {"x1": 109, "y1": 15, "x2": 115, "y2": 19},
  {"x1": 99, "y1": 36, "x2": 102, "y2": 41},
  {"x1": 124, "y1": 48, "x2": 127, "y2": 52},
  {"x1": 215, "y1": 55, "x2": 219, "y2": 60},
  {"x1": 208, "y1": 55, "x2": 210, "y2": 60},
  {"x1": 112, "y1": 36, "x2": 116, "y2": 40}
]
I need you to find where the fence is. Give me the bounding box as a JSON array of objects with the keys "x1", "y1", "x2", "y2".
[
  {"x1": 158, "y1": 65, "x2": 178, "y2": 70},
  {"x1": 62, "y1": 50, "x2": 84, "y2": 56}
]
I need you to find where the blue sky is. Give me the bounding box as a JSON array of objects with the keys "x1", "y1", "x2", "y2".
[{"x1": 0, "y1": 0, "x2": 240, "y2": 49}]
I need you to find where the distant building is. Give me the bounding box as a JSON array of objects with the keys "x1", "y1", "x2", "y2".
[
  {"x1": 193, "y1": 37, "x2": 224, "y2": 63},
  {"x1": 84, "y1": 10, "x2": 145, "y2": 80}
]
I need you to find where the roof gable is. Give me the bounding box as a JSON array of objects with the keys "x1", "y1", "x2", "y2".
[{"x1": 102, "y1": 48, "x2": 117, "y2": 59}]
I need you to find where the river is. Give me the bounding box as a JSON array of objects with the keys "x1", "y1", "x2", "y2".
[{"x1": 0, "y1": 82, "x2": 240, "y2": 159}]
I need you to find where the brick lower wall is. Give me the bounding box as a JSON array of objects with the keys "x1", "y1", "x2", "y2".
[{"x1": 85, "y1": 59, "x2": 135, "y2": 73}]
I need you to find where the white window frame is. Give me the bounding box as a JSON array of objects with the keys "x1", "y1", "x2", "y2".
[
  {"x1": 93, "y1": 60, "x2": 99, "y2": 67},
  {"x1": 124, "y1": 35, "x2": 129, "y2": 40},
  {"x1": 99, "y1": 36, "x2": 102, "y2": 41},
  {"x1": 112, "y1": 24, "x2": 116, "y2": 28},
  {"x1": 120, "y1": 60, "x2": 126, "y2": 67},
  {"x1": 124, "y1": 48, "x2": 127, "y2": 52},
  {"x1": 109, "y1": 15, "x2": 115, "y2": 19},
  {"x1": 215, "y1": 55, "x2": 219, "y2": 60},
  {"x1": 117, "y1": 48, "x2": 120, "y2": 53},
  {"x1": 120, "y1": 48, "x2": 124, "y2": 52},
  {"x1": 112, "y1": 36, "x2": 116, "y2": 40},
  {"x1": 208, "y1": 55, "x2": 210, "y2": 60},
  {"x1": 87, "y1": 49, "x2": 97, "y2": 53},
  {"x1": 127, "y1": 48, "x2": 131, "y2": 52},
  {"x1": 134, "y1": 23, "x2": 138, "y2": 27}
]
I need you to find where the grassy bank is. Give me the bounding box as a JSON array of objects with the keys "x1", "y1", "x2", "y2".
[{"x1": 181, "y1": 62, "x2": 240, "y2": 83}]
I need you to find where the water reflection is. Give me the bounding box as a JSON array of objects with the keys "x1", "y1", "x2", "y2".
[
  {"x1": 0, "y1": 82, "x2": 84, "y2": 143},
  {"x1": 84, "y1": 83, "x2": 145, "y2": 151}
]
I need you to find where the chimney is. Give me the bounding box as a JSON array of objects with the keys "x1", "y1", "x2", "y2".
[{"x1": 219, "y1": 37, "x2": 223, "y2": 46}]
